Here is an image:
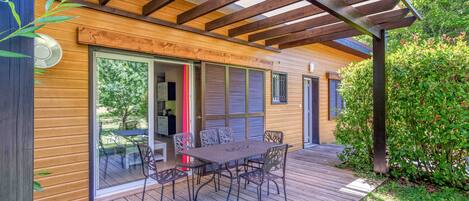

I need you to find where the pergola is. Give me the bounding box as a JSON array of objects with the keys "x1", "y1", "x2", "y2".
[{"x1": 71, "y1": 0, "x2": 421, "y2": 173}]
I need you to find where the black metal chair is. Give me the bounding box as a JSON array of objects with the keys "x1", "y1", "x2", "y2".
[
  {"x1": 200, "y1": 129, "x2": 220, "y2": 147},
  {"x1": 199, "y1": 129, "x2": 221, "y2": 191},
  {"x1": 218, "y1": 127, "x2": 234, "y2": 144},
  {"x1": 237, "y1": 144, "x2": 289, "y2": 201},
  {"x1": 248, "y1": 130, "x2": 284, "y2": 167},
  {"x1": 98, "y1": 122, "x2": 109, "y2": 179},
  {"x1": 136, "y1": 143, "x2": 191, "y2": 201},
  {"x1": 173, "y1": 133, "x2": 207, "y2": 199}
]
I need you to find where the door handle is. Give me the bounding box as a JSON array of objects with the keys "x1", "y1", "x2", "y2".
[{"x1": 196, "y1": 115, "x2": 202, "y2": 120}]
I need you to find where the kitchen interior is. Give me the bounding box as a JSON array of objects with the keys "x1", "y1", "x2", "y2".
[{"x1": 154, "y1": 61, "x2": 185, "y2": 169}]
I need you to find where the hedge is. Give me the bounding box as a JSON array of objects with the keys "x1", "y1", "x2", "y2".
[{"x1": 335, "y1": 35, "x2": 468, "y2": 189}]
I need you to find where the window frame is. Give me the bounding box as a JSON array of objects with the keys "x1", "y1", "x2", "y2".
[
  {"x1": 271, "y1": 71, "x2": 288, "y2": 105},
  {"x1": 327, "y1": 72, "x2": 344, "y2": 120}
]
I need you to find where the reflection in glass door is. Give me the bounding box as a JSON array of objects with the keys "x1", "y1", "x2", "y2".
[{"x1": 93, "y1": 52, "x2": 154, "y2": 195}]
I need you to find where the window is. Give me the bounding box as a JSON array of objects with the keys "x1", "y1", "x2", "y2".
[
  {"x1": 328, "y1": 72, "x2": 344, "y2": 120},
  {"x1": 203, "y1": 63, "x2": 265, "y2": 141},
  {"x1": 272, "y1": 72, "x2": 287, "y2": 104}
]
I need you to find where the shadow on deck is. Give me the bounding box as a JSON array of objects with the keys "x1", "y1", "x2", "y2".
[{"x1": 98, "y1": 144, "x2": 381, "y2": 201}]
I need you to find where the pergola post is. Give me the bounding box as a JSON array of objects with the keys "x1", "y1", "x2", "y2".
[
  {"x1": 0, "y1": 0, "x2": 35, "y2": 200},
  {"x1": 372, "y1": 29, "x2": 388, "y2": 173}
]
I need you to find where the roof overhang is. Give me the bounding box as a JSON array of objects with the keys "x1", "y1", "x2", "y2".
[{"x1": 66, "y1": 0, "x2": 421, "y2": 55}]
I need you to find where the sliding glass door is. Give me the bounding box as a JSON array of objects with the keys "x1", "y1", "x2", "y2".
[
  {"x1": 93, "y1": 52, "x2": 154, "y2": 195},
  {"x1": 201, "y1": 62, "x2": 265, "y2": 140}
]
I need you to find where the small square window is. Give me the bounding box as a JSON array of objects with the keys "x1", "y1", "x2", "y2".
[{"x1": 272, "y1": 72, "x2": 287, "y2": 104}]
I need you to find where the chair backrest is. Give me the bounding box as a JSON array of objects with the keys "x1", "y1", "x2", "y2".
[
  {"x1": 173, "y1": 133, "x2": 194, "y2": 158},
  {"x1": 218, "y1": 127, "x2": 234, "y2": 144},
  {"x1": 264, "y1": 130, "x2": 284, "y2": 144},
  {"x1": 262, "y1": 144, "x2": 288, "y2": 176},
  {"x1": 136, "y1": 143, "x2": 158, "y2": 177},
  {"x1": 200, "y1": 129, "x2": 219, "y2": 147}
]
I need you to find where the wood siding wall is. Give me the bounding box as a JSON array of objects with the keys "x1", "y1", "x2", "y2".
[{"x1": 33, "y1": 0, "x2": 363, "y2": 200}]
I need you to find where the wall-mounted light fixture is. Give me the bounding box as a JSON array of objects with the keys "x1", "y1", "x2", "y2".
[{"x1": 309, "y1": 62, "x2": 315, "y2": 73}]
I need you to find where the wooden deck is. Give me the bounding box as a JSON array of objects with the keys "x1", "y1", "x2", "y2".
[{"x1": 98, "y1": 145, "x2": 381, "y2": 201}]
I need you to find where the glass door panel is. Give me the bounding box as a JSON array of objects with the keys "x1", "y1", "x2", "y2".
[{"x1": 94, "y1": 52, "x2": 153, "y2": 192}]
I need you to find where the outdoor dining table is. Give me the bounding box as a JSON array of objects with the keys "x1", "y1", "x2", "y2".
[{"x1": 184, "y1": 140, "x2": 279, "y2": 201}]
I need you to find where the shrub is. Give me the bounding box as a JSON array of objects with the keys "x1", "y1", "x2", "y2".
[{"x1": 335, "y1": 35, "x2": 469, "y2": 189}]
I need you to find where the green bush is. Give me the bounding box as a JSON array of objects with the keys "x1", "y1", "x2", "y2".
[{"x1": 335, "y1": 35, "x2": 469, "y2": 189}]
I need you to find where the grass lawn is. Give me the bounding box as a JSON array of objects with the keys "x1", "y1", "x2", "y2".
[{"x1": 364, "y1": 180, "x2": 468, "y2": 201}]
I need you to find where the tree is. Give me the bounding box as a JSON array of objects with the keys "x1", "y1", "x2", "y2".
[
  {"x1": 97, "y1": 58, "x2": 148, "y2": 130},
  {"x1": 355, "y1": 0, "x2": 468, "y2": 52}
]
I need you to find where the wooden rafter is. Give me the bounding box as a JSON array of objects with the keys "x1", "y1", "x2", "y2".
[
  {"x1": 248, "y1": 0, "x2": 398, "y2": 42},
  {"x1": 205, "y1": 0, "x2": 301, "y2": 31},
  {"x1": 279, "y1": 16, "x2": 417, "y2": 49},
  {"x1": 177, "y1": 0, "x2": 238, "y2": 24},
  {"x1": 267, "y1": 8, "x2": 409, "y2": 46},
  {"x1": 143, "y1": 0, "x2": 174, "y2": 16},
  {"x1": 228, "y1": 0, "x2": 367, "y2": 37},
  {"x1": 306, "y1": 0, "x2": 381, "y2": 38},
  {"x1": 99, "y1": 0, "x2": 111, "y2": 6},
  {"x1": 401, "y1": 0, "x2": 423, "y2": 20},
  {"x1": 65, "y1": 0, "x2": 280, "y2": 52}
]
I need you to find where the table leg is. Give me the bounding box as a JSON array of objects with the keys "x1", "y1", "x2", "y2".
[
  {"x1": 224, "y1": 163, "x2": 234, "y2": 201},
  {"x1": 194, "y1": 170, "x2": 216, "y2": 201}
]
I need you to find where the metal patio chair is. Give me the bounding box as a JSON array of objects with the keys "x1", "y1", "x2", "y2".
[
  {"x1": 173, "y1": 133, "x2": 207, "y2": 198},
  {"x1": 218, "y1": 127, "x2": 234, "y2": 144},
  {"x1": 237, "y1": 144, "x2": 289, "y2": 201},
  {"x1": 248, "y1": 130, "x2": 284, "y2": 167},
  {"x1": 199, "y1": 129, "x2": 221, "y2": 191},
  {"x1": 136, "y1": 143, "x2": 191, "y2": 201}
]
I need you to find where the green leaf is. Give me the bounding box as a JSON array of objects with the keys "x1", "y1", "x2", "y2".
[
  {"x1": 18, "y1": 24, "x2": 45, "y2": 34},
  {"x1": 57, "y1": 2, "x2": 82, "y2": 9},
  {"x1": 35, "y1": 170, "x2": 51, "y2": 177},
  {"x1": 33, "y1": 181, "x2": 44, "y2": 192},
  {"x1": 7, "y1": 1, "x2": 21, "y2": 27},
  {"x1": 0, "y1": 50, "x2": 29, "y2": 58},
  {"x1": 17, "y1": 32, "x2": 40, "y2": 38},
  {"x1": 36, "y1": 16, "x2": 75, "y2": 23},
  {"x1": 45, "y1": 0, "x2": 54, "y2": 12}
]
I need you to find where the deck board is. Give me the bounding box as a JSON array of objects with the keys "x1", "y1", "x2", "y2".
[{"x1": 97, "y1": 145, "x2": 381, "y2": 201}]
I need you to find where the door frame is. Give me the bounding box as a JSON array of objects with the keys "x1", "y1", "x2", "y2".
[
  {"x1": 302, "y1": 75, "x2": 320, "y2": 148},
  {"x1": 90, "y1": 48, "x2": 196, "y2": 198}
]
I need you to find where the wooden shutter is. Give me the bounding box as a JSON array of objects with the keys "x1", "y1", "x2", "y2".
[
  {"x1": 248, "y1": 70, "x2": 264, "y2": 113},
  {"x1": 204, "y1": 63, "x2": 225, "y2": 116},
  {"x1": 229, "y1": 68, "x2": 246, "y2": 114}
]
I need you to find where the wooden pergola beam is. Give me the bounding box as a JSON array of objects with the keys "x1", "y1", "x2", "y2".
[
  {"x1": 205, "y1": 0, "x2": 301, "y2": 31},
  {"x1": 279, "y1": 16, "x2": 416, "y2": 49},
  {"x1": 142, "y1": 0, "x2": 174, "y2": 16},
  {"x1": 268, "y1": 8, "x2": 409, "y2": 46},
  {"x1": 99, "y1": 0, "x2": 111, "y2": 6},
  {"x1": 228, "y1": 0, "x2": 367, "y2": 37},
  {"x1": 66, "y1": 0, "x2": 280, "y2": 52},
  {"x1": 177, "y1": 0, "x2": 238, "y2": 24},
  {"x1": 306, "y1": 0, "x2": 381, "y2": 38},
  {"x1": 401, "y1": 0, "x2": 423, "y2": 20},
  {"x1": 249, "y1": 0, "x2": 398, "y2": 42}
]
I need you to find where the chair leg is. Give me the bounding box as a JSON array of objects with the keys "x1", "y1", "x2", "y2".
[
  {"x1": 186, "y1": 176, "x2": 192, "y2": 201},
  {"x1": 213, "y1": 175, "x2": 218, "y2": 192},
  {"x1": 172, "y1": 180, "x2": 176, "y2": 199},
  {"x1": 192, "y1": 170, "x2": 195, "y2": 200},
  {"x1": 142, "y1": 178, "x2": 147, "y2": 201},
  {"x1": 236, "y1": 178, "x2": 241, "y2": 201},
  {"x1": 104, "y1": 156, "x2": 109, "y2": 179},
  {"x1": 283, "y1": 178, "x2": 287, "y2": 201},
  {"x1": 267, "y1": 181, "x2": 270, "y2": 195},
  {"x1": 160, "y1": 184, "x2": 164, "y2": 201},
  {"x1": 272, "y1": 180, "x2": 280, "y2": 194}
]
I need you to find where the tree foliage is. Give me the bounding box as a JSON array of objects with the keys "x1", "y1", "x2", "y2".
[
  {"x1": 97, "y1": 58, "x2": 148, "y2": 130},
  {"x1": 335, "y1": 35, "x2": 468, "y2": 189},
  {"x1": 355, "y1": 0, "x2": 469, "y2": 52}
]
